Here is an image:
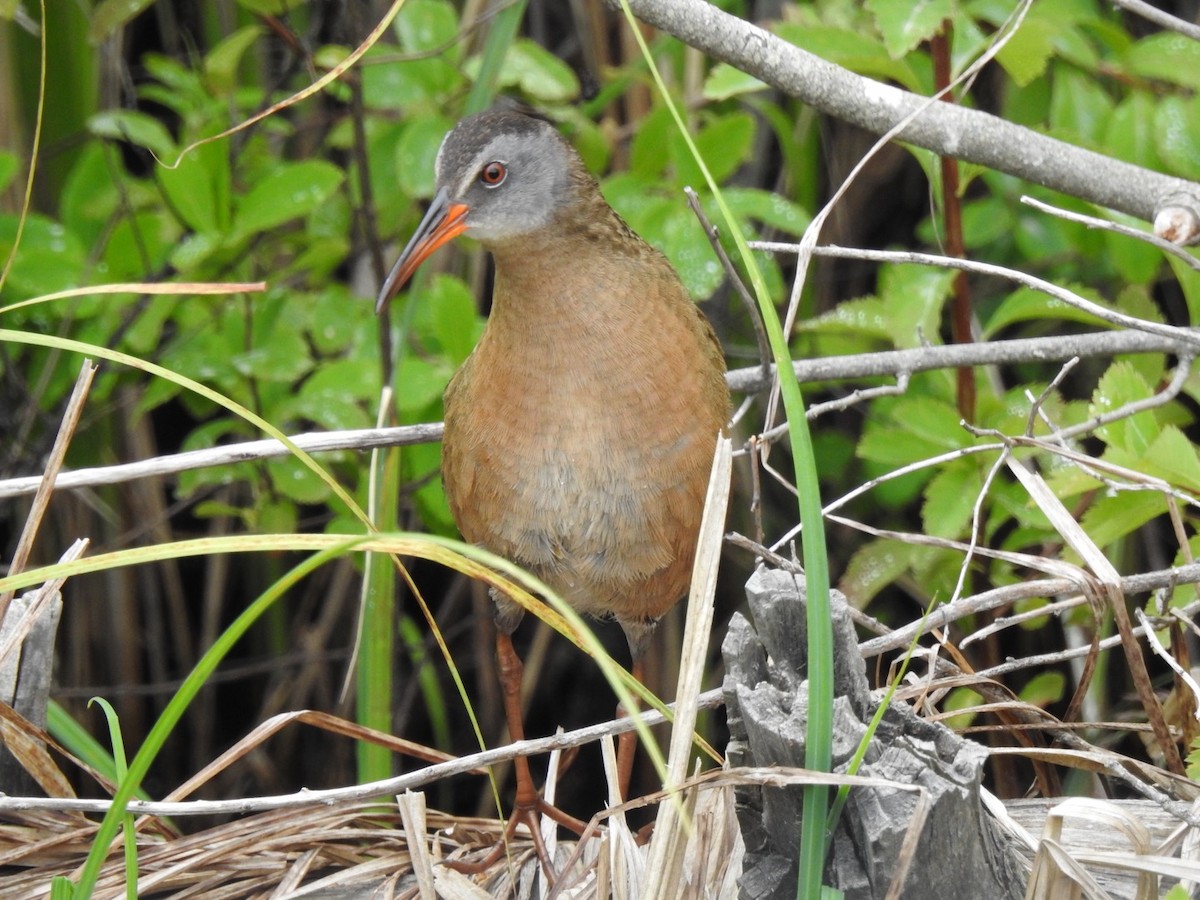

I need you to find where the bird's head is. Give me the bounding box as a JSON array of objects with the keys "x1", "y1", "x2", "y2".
[{"x1": 376, "y1": 110, "x2": 577, "y2": 313}]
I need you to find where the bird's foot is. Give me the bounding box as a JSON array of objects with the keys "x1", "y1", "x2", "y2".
[{"x1": 445, "y1": 796, "x2": 588, "y2": 883}]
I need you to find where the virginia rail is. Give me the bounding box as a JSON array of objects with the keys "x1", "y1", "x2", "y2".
[{"x1": 377, "y1": 108, "x2": 729, "y2": 855}]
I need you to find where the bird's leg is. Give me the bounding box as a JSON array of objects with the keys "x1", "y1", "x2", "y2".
[
  {"x1": 615, "y1": 654, "x2": 646, "y2": 803},
  {"x1": 448, "y1": 627, "x2": 588, "y2": 880},
  {"x1": 496, "y1": 629, "x2": 541, "y2": 815},
  {"x1": 496, "y1": 630, "x2": 590, "y2": 829},
  {"x1": 615, "y1": 617, "x2": 658, "y2": 803}
]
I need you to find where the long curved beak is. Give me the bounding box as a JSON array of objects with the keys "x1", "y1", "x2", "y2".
[{"x1": 376, "y1": 187, "x2": 470, "y2": 313}]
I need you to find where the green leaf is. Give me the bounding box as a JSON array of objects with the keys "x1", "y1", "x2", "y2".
[
  {"x1": 414, "y1": 274, "x2": 482, "y2": 364},
  {"x1": 204, "y1": 25, "x2": 262, "y2": 95},
  {"x1": 405, "y1": 440, "x2": 456, "y2": 535},
  {"x1": 102, "y1": 210, "x2": 177, "y2": 281},
  {"x1": 267, "y1": 456, "x2": 330, "y2": 505},
  {"x1": 1091, "y1": 361, "x2": 1159, "y2": 455},
  {"x1": 1020, "y1": 671, "x2": 1065, "y2": 707},
  {"x1": 682, "y1": 112, "x2": 755, "y2": 185},
  {"x1": 661, "y1": 208, "x2": 723, "y2": 299},
  {"x1": 883, "y1": 394, "x2": 966, "y2": 450},
  {"x1": 394, "y1": 0, "x2": 460, "y2": 54},
  {"x1": 169, "y1": 232, "x2": 221, "y2": 273},
  {"x1": 231, "y1": 160, "x2": 344, "y2": 241},
  {"x1": 361, "y1": 48, "x2": 462, "y2": 109},
  {"x1": 1168, "y1": 254, "x2": 1200, "y2": 330},
  {"x1": 723, "y1": 188, "x2": 811, "y2": 236},
  {"x1": 922, "y1": 462, "x2": 982, "y2": 539},
  {"x1": 993, "y1": 12, "x2": 1056, "y2": 87},
  {"x1": 802, "y1": 296, "x2": 893, "y2": 341},
  {"x1": 839, "y1": 540, "x2": 923, "y2": 608},
  {"x1": 1105, "y1": 90, "x2": 1164, "y2": 171},
  {"x1": 1155, "y1": 95, "x2": 1200, "y2": 181},
  {"x1": 503, "y1": 39, "x2": 579, "y2": 103},
  {"x1": 941, "y1": 687, "x2": 983, "y2": 729},
  {"x1": 1143, "y1": 426, "x2": 1200, "y2": 494},
  {"x1": 0, "y1": 150, "x2": 17, "y2": 194},
  {"x1": 1125, "y1": 32, "x2": 1200, "y2": 90},
  {"x1": 629, "y1": 107, "x2": 673, "y2": 178},
  {"x1": 394, "y1": 355, "x2": 453, "y2": 414},
  {"x1": 88, "y1": 109, "x2": 176, "y2": 159},
  {"x1": 234, "y1": 0, "x2": 293, "y2": 13},
  {"x1": 232, "y1": 325, "x2": 311, "y2": 383},
  {"x1": 982, "y1": 285, "x2": 1119, "y2": 337},
  {"x1": 956, "y1": 196, "x2": 1016, "y2": 248},
  {"x1": 876, "y1": 264, "x2": 955, "y2": 349},
  {"x1": 0, "y1": 213, "x2": 86, "y2": 297},
  {"x1": 703, "y1": 64, "x2": 768, "y2": 101},
  {"x1": 158, "y1": 145, "x2": 225, "y2": 234},
  {"x1": 775, "y1": 23, "x2": 923, "y2": 92},
  {"x1": 395, "y1": 115, "x2": 453, "y2": 200},
  {"x1": 1103, "y1": 214, "x2": 1163, "y2": 286},
  {"x1": 1077, "y1": 490, "x2": 1166, "y2": 550},
  {"x1": 307, "y1": 286, "x2": 363, "y2": 354},
  {"x1": 255, "y1": 499, "x2": 298, "y2": 535},
  {"x1": 1048, "y1": 65, "x2": 1112, "y2": 147},
  {"x1": 290, "y1": 360, "x2": 375, "y2": 431},
  {"x1": 60, "y1": 143, "x2": 119, "y2": 245},
  {"x1": 865, "y1": 0, "x2": 954, "y2": 59},
  {"x1": 89, "y1": 0, "x2": 155, "y2": 43}
]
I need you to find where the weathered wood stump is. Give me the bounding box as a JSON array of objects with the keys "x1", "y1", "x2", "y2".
[
  {"x1": 0, "y1": 589, "x2": 63, "y2": 796},
  {"x1": 722, "y1": 567, "x2": 1025, "y2": 900}
]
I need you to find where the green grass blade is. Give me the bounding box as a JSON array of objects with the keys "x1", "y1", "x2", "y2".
[
  {"x1": 357, "y1": 432, "x2": 399, "y2": 785},
  {"x1": 70, "y1": 541, "x2": 360, "y2": 896},
  {"x1": 86, "y1": 698, "x2": 137, "y2": 899},
  {"x1": 46, "y1": 701, "x2": 153, "y2": 803},
  {"x1": 613, "y1": 7, "x2": 834, "y2": 895},
  {"x1": 464, "y1": 0, "x2": 527, "y2": 116}
]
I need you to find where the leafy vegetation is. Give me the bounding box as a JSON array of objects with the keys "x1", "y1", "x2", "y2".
[{"x1": 3, "y1": 0, "x2": 1200, "y2": 893}]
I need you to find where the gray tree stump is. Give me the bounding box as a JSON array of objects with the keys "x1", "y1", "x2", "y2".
[
  {"x1": 722, "y1": 567, "x2": 1025, "y2": 900},
  {"x1": 0, "y1": 589, "x2": 64, "y2": 795}
]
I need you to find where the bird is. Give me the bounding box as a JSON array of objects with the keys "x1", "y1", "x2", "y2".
[{"x1": 376, "y1": 107, "x2": 730, "y2": 863}]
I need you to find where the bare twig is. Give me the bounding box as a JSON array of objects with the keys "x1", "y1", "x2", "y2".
[
  {"x1": 757, "y1": 242, "x2": 1200, "y2": 351},
  {"x1": 0, "y1": 689, "x2": 725, "y2": 817},
  {"x1": 0, "y1": 423, "x2": 444, "y2": 501},
  {"x1": 0, "y1": 360, "x2": 96, "y2": 624},
  {"x1": 1108, "y1": 0, "x2": 1200, "y2": 42},
  {"x1": 857, "y1": 562, "x2": 1200, "y2": 659},
  {"x1": 3, "y1": 329, "x2": 1191, "y2": 502},
  {"x1": 1021, "y1": 196, "x2": 1200, "y2": 273},
  {"x1": 1137, "y1": 607, "x2": 1200, "y2": 726},
  {"x1": 728, "y1": 327, "x2": 1197, "y2": 393},
  {"x1": 683, "y1": 187, "x2": 770, "y2": 388}
]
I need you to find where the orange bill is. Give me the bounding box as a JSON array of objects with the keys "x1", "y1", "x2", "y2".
[{"x1": 376, "y1": 187, "x2": 470, "y2": 313}]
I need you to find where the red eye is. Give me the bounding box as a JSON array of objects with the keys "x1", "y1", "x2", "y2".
[{"x1": 480, "y1": 161, "x2": 507, "y2": 186}]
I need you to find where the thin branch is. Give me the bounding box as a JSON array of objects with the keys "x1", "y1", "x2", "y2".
[
  {"x1": 0, "y1": 328, "x2": 1195, "y2": 501},
  {"x1": 729, "y1": 327, "x2": 1197, "y2": 393},
  {"x1": 857, "y1": 561, "x2": 1200, "y2": 658},
  {"x1": 0, "y1": 689, "x2": 724, "y2": 817},
  {"x1": 1109, "y1": 0, "x2": 1200, "y2": 42},
  {"x1": 683, "y1": 187, "x2": 771, "y2": 387},
  {"x1": 615, "y1": 0, "x2": 1200, "y2": 234},
  {"x1": 1021, "y1": 196, "x2": 1200, "y2": 273},
  {"x1": 1046, "y1": 353, "x2": 1194, "y2": 443},
  {"x1": 0, "y1": 360, "x2": 96, "y2": 623},
  {"x1": 1136, "y1": 607, "x2": 1200, "y2": 725},
  {"x1": 757, "y1": 242, "x2": 1200, "y2": 351},
  {"x1": 0, "y1": 423, "x2": 443, "y2": 500}
]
